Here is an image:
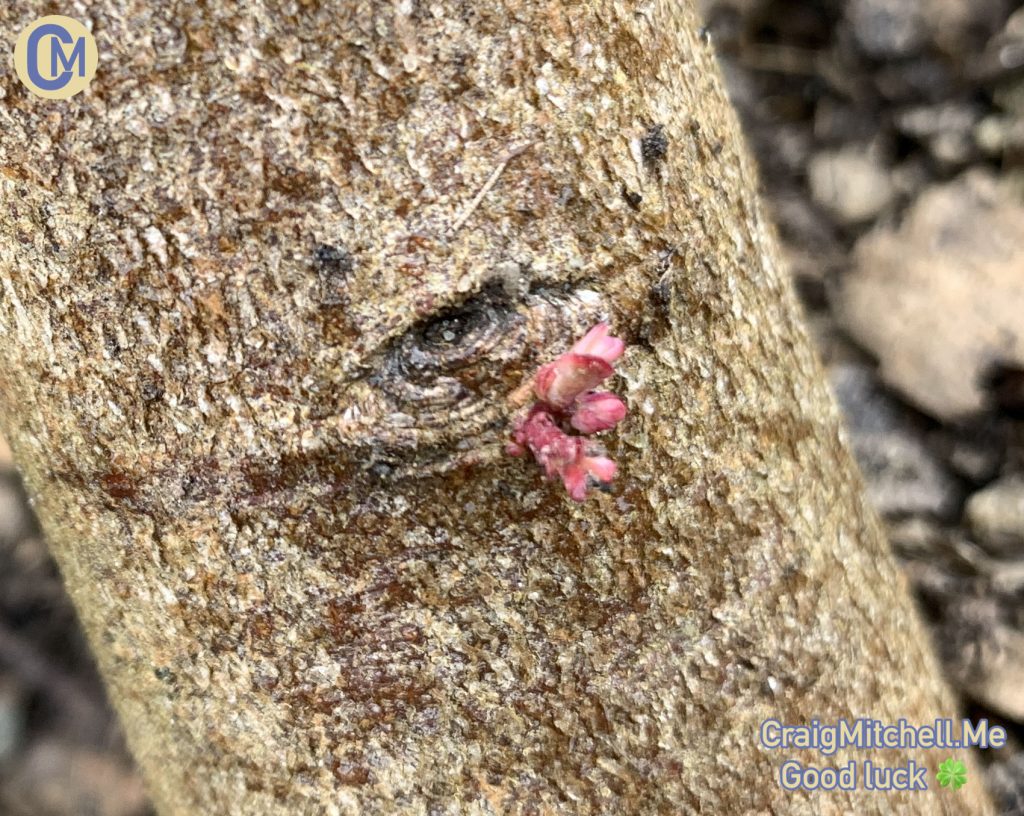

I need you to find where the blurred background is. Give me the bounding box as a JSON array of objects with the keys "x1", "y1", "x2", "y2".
[{"x1": 2, "y1": 0, "x2": 1024, "y2": 812}]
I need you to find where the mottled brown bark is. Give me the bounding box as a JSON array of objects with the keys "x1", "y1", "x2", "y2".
[{"x1": 0, "y1": 1, "x2": 991, "y2": 814}]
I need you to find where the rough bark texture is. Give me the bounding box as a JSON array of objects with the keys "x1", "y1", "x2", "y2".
[{"x1": 0, "y1": 1, "x2": 991, "y2": 814}]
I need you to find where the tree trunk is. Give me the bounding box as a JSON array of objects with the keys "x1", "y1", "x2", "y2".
[{"x1": 0, "y1": 1, "x2": 991, "y2": 814}]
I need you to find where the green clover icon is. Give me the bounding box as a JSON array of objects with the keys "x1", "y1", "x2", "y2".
[{"x1": 936, "y1": 758, "x2": 967, "y2": 790}]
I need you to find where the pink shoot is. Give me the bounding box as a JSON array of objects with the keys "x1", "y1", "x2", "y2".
[{"x1": 508, "y1": 323, "x2": 627, "y2": 501}]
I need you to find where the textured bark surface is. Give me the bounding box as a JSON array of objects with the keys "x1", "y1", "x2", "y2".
[{"x1": 0, "y1": 1, "x2": 991, "y2": 814}]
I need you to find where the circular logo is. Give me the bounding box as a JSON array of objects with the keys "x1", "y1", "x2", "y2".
[{"x1": 14, "y1": 16, "x2": 98, "y2": 100}]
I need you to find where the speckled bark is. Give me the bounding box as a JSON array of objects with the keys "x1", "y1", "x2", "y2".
[{"x1": 0, "y1": 1, "x2": 991, "y2": 814}]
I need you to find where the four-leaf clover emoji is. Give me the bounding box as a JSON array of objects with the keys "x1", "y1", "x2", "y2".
[{"x1": 937, "y1": 757, "x2": 967, "y2": 790}]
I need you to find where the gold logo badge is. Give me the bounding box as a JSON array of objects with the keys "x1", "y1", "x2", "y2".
[{"x1": 14, "y1": 15, "x2": 98, "y2": 100}]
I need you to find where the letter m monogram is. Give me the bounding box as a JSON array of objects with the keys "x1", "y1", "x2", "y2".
[{"x1": 52, "y1": 36, "x2": 86, "y2": 77}]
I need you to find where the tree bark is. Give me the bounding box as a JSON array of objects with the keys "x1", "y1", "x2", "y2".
[{"x1": 0, "y1": 1, "x2": 991, "y2": 814}]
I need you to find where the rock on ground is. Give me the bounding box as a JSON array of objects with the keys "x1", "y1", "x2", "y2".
[
  {"x1": 808, "y1": 146, "x2": 895, "y2": 225},
  {"x1": 837, "y1": 170, "x2": 1024, "y2": 421},
  {"x1": 966, "y1": 476, "x2": 1024, "y2": 558}
]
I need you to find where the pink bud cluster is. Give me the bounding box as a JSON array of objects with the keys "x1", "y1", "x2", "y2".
[{"x1": 507, "y1": 324, "x2": 628, "y2": 501}]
